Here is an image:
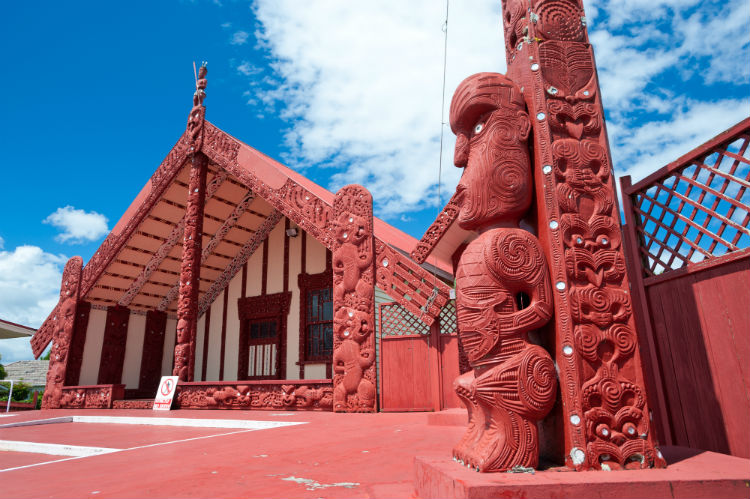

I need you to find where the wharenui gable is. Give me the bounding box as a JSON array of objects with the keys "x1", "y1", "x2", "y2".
[{"x1": 31, "y1": 64, "x2": 459, "y2": 413}]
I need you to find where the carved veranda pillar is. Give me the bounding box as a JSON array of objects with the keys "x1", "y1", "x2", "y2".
[
  {"x1": 331, "y1": 185, "x2": 376, "y2": 413},
  {"x1": 174, "y1": 152, "x2": 208, "y2": 382},
  {"x1": 42, "y1": 256, "x2": 83, "y2": 409},
  {"x1": 500, "y1": 0, "x2": 666, "y2": 470}
]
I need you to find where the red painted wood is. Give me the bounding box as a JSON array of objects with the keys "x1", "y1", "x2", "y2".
[
  {"x1": 380, "y1": 335, "x2": 432, "y2": 411},
  {"x1": 65, "y1": 300, "x2": 91, "y2": 387},
  {"x1": 201, "y1": 306, "x2": 211, "y2": 381},
  {"x1": 174, "y1": 151, "x2": 208, "y2": 382},
  {"x1": 644, "y1": 254, "x2": 750, "y2": 457},
  {"x1": 137, "y1": 310, "x2": 167, "y2": 396},
  {"x1": 438, "y1": 335, "x2": 461, "y2": 409},
  {"x1": 621, "y1": 176, "x2": 672, "y2": 445},
  {"x1": 97, "y1": 306, "x2": 130, "y2": 385}
]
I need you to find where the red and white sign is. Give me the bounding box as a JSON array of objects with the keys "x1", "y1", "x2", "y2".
[{"x1": 152, "y1": 376, "x2": 179, "y2": 411}]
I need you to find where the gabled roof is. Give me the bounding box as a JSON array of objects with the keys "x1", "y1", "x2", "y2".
[{"x1": 32, "y1": 120, "x2": 451, "y2": 357}]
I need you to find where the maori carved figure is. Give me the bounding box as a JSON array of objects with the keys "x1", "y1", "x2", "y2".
[
  {"x1": 42, "y1": 257, "x2": 83, "y2": 409},
  {"x1": 500, "y1": 0, "x2": 666, "y2": 469},
  {"x1": 450, "y1": 73, "x2": 556, "y2": 472},
  {"x1": 173, "y1": 151, "x2": 208, "y2": 381},
  {"x1": 187, "y1": 62, "x2": 208, "y2": 152},
  {"x1": 331, "y1": 185, "x2": 376, "y2": 412}
]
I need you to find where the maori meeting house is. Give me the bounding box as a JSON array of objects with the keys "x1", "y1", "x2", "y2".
[{"x1": 29, "y1": 0, "x2": 748, "y2": 478}]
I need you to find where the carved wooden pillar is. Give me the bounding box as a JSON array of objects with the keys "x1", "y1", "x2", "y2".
[
  {"x1": 65, "y1": 300, "x2": 91, "y2": 386},
  {"x1": 139, "y1": 310, "x2": 168, "y2": 395},
  {"x1": 500, "y1": 0, "x2": 666, "y2": 470},
  {"x1": 98, "y1": 305, "x2": 130, "y2": 384},
  {"x1": 42, "y1": 256, "x2": 83, "y2": 409},
  {"x1": 331, "y1": 185, "x2": 376, "y2": 413},
  {"x1": 174, "y1": 152, "x2": 208, "y2": 382}
]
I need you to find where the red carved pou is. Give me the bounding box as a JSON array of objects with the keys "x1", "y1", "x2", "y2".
[
  {"x1": 42, "y1": 256, "x2": 83, "y2": 409},
  {"x1": 500, "y1": 0, "x2": 666, "y2": 470},
  {"x1": 331, "y1": 185, "x2": 376, "y2": 413},
  {"x1": 450, "y1": 73, "x2": 556, "y2": 472}
]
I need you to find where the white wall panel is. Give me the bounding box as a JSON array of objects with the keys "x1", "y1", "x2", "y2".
[
  {"x1": 121, "y1": 312, "x2": 146, "y2": 389},
  {"x1": 78, "y1": 308, "x2": 106, "y2": 385}
]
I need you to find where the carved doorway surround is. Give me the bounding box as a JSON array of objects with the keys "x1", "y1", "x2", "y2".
[{"x1": 237, "y1": 292, "x2": 291, "y2": 380}]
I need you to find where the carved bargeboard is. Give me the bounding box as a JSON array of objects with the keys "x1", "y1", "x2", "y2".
[{"x1": 42, "y1": 256, "x2": 84, "y2": 409}]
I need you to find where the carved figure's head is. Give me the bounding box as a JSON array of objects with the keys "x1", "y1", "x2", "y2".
[
  {"x1": 334, "y1": 212, "x2": 368, "y2": 246},
  {"x1": 334, "y1": 306, "x2": 370, "y2": 343},
  {"x1": 450, "y1": 72, "x2": 532, "y2": 230}
]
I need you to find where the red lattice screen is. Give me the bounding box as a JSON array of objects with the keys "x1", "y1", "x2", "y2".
[
  {"x1": 622, "y1": 118, "x2": 750, "y2": 277},
  {"x1": 379, "y1": 302, "x2": 430, "y2": 336}
]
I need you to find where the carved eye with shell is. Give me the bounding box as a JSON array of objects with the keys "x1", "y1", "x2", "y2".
[{"x1": 473, "y1": 122, "x2": 485, "y2": 135}]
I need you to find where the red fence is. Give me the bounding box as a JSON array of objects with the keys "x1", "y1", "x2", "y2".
[{"x1": 620, "y1": 118, "x2": 750, "y2": 458}]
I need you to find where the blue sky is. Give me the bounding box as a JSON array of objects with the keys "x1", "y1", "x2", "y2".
[{"x1": 1, "y1": 0, "x2": 748, "y2": 362}]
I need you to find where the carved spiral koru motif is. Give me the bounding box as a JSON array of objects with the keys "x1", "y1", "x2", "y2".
[
  {"x1": 574, "y1": 324, "x2": 600, "y2": 362},
  {"x1": 610, "y1": 324, "x2": 637, "y2": 360},
  {"x1": 486, "y1": 230, "x2": 544, "y2": 284},
  {"x1": 519, "y1": 351, "x2": 557, "y2": 417},
  {"x1": 535, "y1": 0, "x2": 585, "y2": 42}
]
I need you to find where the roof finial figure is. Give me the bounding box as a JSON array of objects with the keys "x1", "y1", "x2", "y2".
[
  {"x1": 186, "y1": 61, "x2": 208, "y2": 153},
  {"x1": 193, "y1": 61, "x2": 208, "y2": 107}
]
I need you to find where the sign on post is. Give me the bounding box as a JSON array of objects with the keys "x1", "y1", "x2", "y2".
[{"x1": 152, "y1": 376, "x2": 179, "y2": 411}]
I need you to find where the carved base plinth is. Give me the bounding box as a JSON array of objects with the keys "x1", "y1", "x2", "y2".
[
  {"x1": 175, "y1": 380, "x2": 333, "y2": 411},
  {"x1": 58, "y1": 385, "x2": 125, "y2": 409},
  {"x1": 415, "y1": 448, "x2": 750, "y2": 499}
]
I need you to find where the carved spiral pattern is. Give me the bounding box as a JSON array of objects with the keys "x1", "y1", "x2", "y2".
[
  {"x1": 575, "y1": 325, "x2": 600, "y2": 362},
  {"x1": 520, "y1": 352, "x2": 557, "y2": 417},
  {"x1": 487, "y1": 231, "x2": 543, "y2": 284},
  {"x1": 600, "y1": 380, "x2": 622, "y2": 412},
  {"x1": 536, "y1": 0, "x2": 585, "y2": 42},
  {"x1": 611, "y1": 324, "x2": 636, "y2": 359}
]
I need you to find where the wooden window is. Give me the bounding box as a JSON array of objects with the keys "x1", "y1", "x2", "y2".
[
  {"x1": 237, "y1": 293, "x2": 291, "y2": 381},
  {"x1": 305, "y1": 288, "x2": 333, "y2": 361},
  {"x1": 297, "y1": 269, "x2": 333, "y2": 370}
]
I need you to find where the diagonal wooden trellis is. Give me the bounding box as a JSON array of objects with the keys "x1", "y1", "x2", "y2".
[{"x1": 622, "y1": 118, "x2": 750, "y2": 277}]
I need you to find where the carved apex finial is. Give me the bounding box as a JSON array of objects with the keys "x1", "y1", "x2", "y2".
[{"x1": 193, "y1": 61, "x2": 208, "y2": 107}]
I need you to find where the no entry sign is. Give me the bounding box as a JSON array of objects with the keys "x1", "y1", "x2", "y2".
[{"x1": 153, "y1": 376, "x2": 179, "y2": 411}]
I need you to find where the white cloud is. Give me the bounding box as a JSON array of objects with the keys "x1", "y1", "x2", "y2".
[
  {"x1": 237, "y1": 61, "x2": 262, "y2": 76},
  {"x1": 251, "y1": 0, "x2": 504, "y2": 216},
  {"x1": 241, "y1": 1, "x2": 747, "y2": 219},
  {"x1": 231, "y1": 30, "x2": 249, "y2": 45},
  {"x1": 43, "y1": 205, "x2": 109, "y2": 244},
  {"x1": 0, "y1": 245, "x2": 66, "y2": 361}
]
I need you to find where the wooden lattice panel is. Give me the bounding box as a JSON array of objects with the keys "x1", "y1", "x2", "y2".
[
  {"x1": 624, "y1": 119, "x2": 750, "y2": 277},
  {"x1": 438, "y1": 299, "x2": 457, "y2": 335},
  {"x1": 379, "y1": 302, "x2": 430, "y2": 337}
]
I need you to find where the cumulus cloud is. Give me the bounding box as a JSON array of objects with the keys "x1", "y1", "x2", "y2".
[
  {"x1": 231, "y1": 30, "x2": 249, "y2": 45},
  {"x1": 240, "y1": 1, "x2": 748, "y2": 220},
  {"x1": 251, "y1": 0, "x2": 504, "y2": 216},
  {"x1": 43, "y1": 205, "x2": 109, "y2": 244},
  {"x1": 0, "y1": 244, "x2": 66, "y2": 361}
]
